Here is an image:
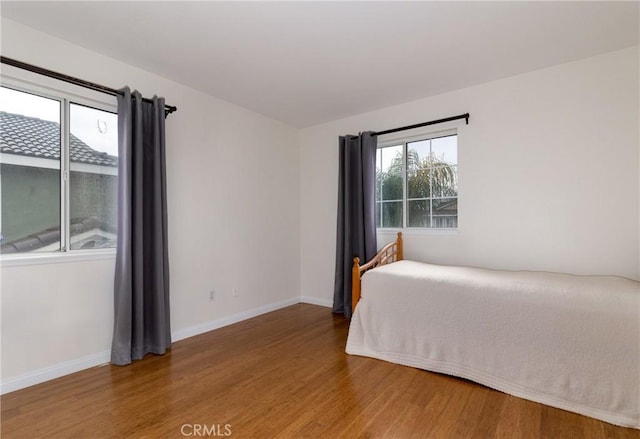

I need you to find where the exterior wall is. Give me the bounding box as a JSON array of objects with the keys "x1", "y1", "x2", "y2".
[
  {"x1": 300, "y1": 46, "x2": 639, "y2": 306},
  {"x1": 1, "y1": 164, "x2": 60, "y2": 243},
  {"x1": 69, "y1": 170, "x2": 117, "y2": 228},
  {"x1": 1, "y1": 163, "x2": 117, "y2": 247}
]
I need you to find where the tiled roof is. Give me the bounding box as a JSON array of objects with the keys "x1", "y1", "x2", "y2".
[
  {"x1": 0, "y1": 111, "x2": 118, "y2": 167},
  {"x1": 0, "y1": 216, "x2": 117, "y2": 253}
]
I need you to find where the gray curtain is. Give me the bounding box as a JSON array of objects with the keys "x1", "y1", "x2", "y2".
[
  {"x1": 333, "y1": 132, "x2": 377, "y2": 318},
  {"x1": 111, "y1": 87, "x2": 171, "y2": 366}
]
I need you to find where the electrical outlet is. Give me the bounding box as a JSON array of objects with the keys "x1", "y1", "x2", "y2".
[
  {"x1": 232, "y1": 288, "x2": 239, "y2": 298},
  {"x1": 209, "y1": 290, "x2": 216, "y2": 301}
]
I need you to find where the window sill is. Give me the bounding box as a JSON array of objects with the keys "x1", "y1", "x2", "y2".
[
  {"x1": 377, "y1": 228, "x2": 458, "y2": 236},
  {"x1": 0, "y1": 249, "x2": 116, "y2": 267}
]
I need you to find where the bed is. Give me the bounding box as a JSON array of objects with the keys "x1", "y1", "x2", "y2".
[{"x1": 346, "y1": 233, "x2": 640, "y2": 429}]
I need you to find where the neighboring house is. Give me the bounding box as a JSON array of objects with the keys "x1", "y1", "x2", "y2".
[
  {"x1": 0, "y1": 111, "x2": 117, "y2": 253},
  {"x1": 431, "y1": 199, "x2": 457, "y2": 228}
]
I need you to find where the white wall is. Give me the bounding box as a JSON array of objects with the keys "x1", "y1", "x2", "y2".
[
  {"x1": 0, "y1": 19, "x2": 300, "y2": 391},
  {"x1": 300, "y1": 46, "x2": 639, "y2": 305}
]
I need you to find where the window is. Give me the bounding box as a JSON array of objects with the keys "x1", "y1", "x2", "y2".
[
  {"x1": 0, "y1": 85, "x2": 118, "y2": 254},
  {"x1": 376, "y1": 133, "x2": 458, "y2": 229}
]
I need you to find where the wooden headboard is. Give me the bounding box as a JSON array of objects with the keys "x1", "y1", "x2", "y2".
[{"x1": 351, "y1": 232, "x2": 403, "y2": 313}]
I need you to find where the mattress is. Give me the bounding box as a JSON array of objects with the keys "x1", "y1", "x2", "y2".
[{"x1": 346, "y1": 260, "x2": 640, "y2": 428}]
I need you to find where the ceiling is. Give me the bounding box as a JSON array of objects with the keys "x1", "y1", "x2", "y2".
[{"x1": 2, "y1": 1, "x2": 638, "y2": 128}]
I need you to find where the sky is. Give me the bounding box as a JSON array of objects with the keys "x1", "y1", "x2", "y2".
[{"x1": 0, "y1": 86, "x2": 118, "y2": 157}]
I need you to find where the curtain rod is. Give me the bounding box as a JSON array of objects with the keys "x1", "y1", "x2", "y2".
[
  {"x1": 371, "y1": 113, "x2": 469, "y2": 137},
  {"x1": 0, "y1": 56, "x2": 177, "y2": 117}
]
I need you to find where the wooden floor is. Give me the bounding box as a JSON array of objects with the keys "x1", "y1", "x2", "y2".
[{"x1": 2, "y1": 304, "x2": 638, "y2": 438}]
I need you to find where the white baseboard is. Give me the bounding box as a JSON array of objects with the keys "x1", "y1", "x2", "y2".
[
  {"x1": 300, "y1": 296, "x2": 333, "y2": 308},
  {"x1": 1, "y1": 296, "x2": 311, "y2": 395},
  {"x1": 1, "y1": 350, "x2": 111, "y2": 395},
  {"x1": 172, "y1": 296, "x2": 300, "y2": 342}
]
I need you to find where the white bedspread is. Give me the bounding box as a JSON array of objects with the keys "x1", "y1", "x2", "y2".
[{"x1": 346, "y1": 260, "x2": 640, "y2": 428}]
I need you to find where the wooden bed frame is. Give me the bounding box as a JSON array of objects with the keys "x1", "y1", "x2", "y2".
[{"x1": 352, "y1": 232, "x2": 403, "y2": 312}]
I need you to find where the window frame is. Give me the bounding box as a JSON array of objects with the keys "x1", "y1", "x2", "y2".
[
  {"x1": 376, "y1": 128, "x2": 459, "y2": 233},
  {"x1": 0, "y1": 70, "x2": 119, "y2": 266}
]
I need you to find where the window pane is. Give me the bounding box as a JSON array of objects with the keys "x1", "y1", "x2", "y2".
[
  {"x1": 375, "y1": 170, "x2": 381, "y2": 201},
  {"x1": 69, "y1": 103, "x2": 118, "y2": 250},
  {"x1": 381, "y1": 201, "x2": 402, "y2": 228},
  {"x1": 375, "y1": 202, "x2": 381, "y2": 228},
  {"x1": 433, "y1": 216, "x2": 458, "y2": 228},
  {"x1": 0, "y1": 87, "x2": 61, "y2": 253},
  {"x1": 380, "y1": 172, "x2": 403, "y2": 201},
  {"x1": 432, "y1": 198, "x2": 458, "y2": 228},
  {"x1": 431, "y1": 135, "x2": 457, "y2": 166},
  {"x1": 432, "y1": 165, "x2": 458, "y2": 198},
  {"x1": 407, "y1": 199, "x2": 430, "y2": 228},
  {"x1": 378, "y1": 144, "x2": 403, "y2": 202},
  {"x1": 379, "y1": 144, "x2": 403, "y2": 174},
  {"x1": 407, "y1": 169, "x2": 431, "y2": 199},
  {"x1": 407, "y1": 139, "x2": 430, "y2": 172}
]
